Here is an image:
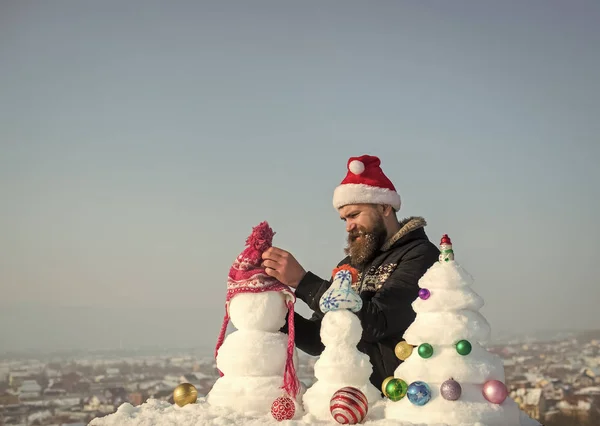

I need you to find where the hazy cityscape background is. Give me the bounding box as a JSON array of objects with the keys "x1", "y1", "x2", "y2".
[
  {"x1": 2, "y1": 331, "x2": 599, "y2": 425},
  {"x1": 1, "y1": 1, "x2": 599, "y2": 425}
]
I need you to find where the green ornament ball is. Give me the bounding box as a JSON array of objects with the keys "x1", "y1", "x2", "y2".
[
  {"x1": 456, "y1": 340, "x2": 472, "y2": 356},
  {"x1": 418, "y1": 343, "x2": 433, "y2": 358},
  {"x1": 381, "y1": 376, "x2": 394, "y2": 396},
  {"x1": 385, "y1": 378, "x2": 408, "y2": 402}
]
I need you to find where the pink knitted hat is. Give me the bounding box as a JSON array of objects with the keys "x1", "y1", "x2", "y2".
[{"x1": 214, "y1": 221, "x2": 299, "y2": 399}]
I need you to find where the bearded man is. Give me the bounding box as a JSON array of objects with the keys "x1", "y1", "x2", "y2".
[{"x1": 261, "y1": 154, "x2": 440, "y2": 390}]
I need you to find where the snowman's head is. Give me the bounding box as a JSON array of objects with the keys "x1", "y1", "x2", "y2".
[
  {"x1": 225, "y1": 271, "x2": 296, "y2": 319},
  {"x1": 229, "y1": 291, "x2": 289, "y2": 331},
  {"x1": 224, "y1": 221, "x2": 296, "y2": 319}
]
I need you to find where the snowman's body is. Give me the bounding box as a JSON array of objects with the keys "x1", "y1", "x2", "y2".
[
  {"x1": 302, "y1": 270, "x2": 382, "y2": 420},
  {"x1": 207, "y1": 291, "x2": 304, "y2": 416}
]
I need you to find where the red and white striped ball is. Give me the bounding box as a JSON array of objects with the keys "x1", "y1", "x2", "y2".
[{"x1": 329, "y1": 386, "x2": 369, "y2": 424}]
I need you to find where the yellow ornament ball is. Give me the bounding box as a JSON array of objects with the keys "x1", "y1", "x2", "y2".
[
  {"x1": 394, "y1": 341, "x2": 413, "y2": 360},
  {"x1": 381, "y1": 375, "x2": 395, "y2": 396},
  {"x1": 173, "y1": 383, "x2": 198, "y2": 407}
]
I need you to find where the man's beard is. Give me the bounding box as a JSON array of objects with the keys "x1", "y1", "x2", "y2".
[{"x1": 344, "y1": 215, "x2": 387, "y2": 269}]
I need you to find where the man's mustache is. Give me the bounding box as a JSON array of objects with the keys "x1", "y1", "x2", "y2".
[{"x1": 348, "y1": 229, "x2": 366, "y2": 241}]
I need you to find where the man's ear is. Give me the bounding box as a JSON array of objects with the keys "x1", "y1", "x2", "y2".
[{"x1": 380, "y1": 204, "x2": 393, "y2": 216}]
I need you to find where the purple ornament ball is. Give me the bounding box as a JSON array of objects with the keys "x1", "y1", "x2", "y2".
[
  {"x1": 418, "y1": 288, "x2": 431, "y2": 300},
  {"x1": 440, "y1": 379, "x2": 462, "y2": 401},
  {"x1": 482, "y1": 380, "x2": 508, "y2": 404}
]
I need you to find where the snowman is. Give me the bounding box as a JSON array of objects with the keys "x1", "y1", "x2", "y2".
[
  {"x1": 207, "y1": 222, "x2": 303, "y2": 420},
  {"x1": 302, "y1": 265, "x2": 382, "y2": 420}
]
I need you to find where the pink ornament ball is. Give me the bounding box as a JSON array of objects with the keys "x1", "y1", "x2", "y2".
[
  {"x1": 271, "y1": 396, "x2": 295, "y2": 421},
  {"x1": 418, "y1": 288, "x2": 431, "y2": 300},
  {"x1": 482, "y1": 380, "x2": 508, "y2": 404},
  {"x1": 330, "y1": 386, "x2": 369, "y2": 424}
]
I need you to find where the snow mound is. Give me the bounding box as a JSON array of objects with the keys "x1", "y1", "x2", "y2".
[
  {"x1": 89, "y1": 398, "x2": 429, "y2": 426},
  {"x1": 89, "y1": 397, "x2": 541, "y2": 426}
]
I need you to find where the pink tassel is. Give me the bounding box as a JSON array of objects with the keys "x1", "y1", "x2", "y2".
[
  {"x1": 242, "y1": 221, "x2": 275, "y2": 265},
  {"x1": 282, "y1": 300, "x2": 300, "y2": 398},
  {"x1": 214, "y1": 308, "x2": 229, "y2": 377},
  {"x1": 245, "y1": 221, "x2": 275, "y2": 251}
]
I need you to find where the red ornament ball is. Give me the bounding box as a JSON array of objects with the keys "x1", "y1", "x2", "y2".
[
  {"x1": 330, "y1": 386, "x2": 369, "y2": 424},
  {"x1": 271, "y1": 396, "x2": 295, "y2": 421}
]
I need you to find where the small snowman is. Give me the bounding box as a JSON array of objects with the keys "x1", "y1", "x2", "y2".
[
  {"x1": 302, "y1": 265, "x2": 381, "y2": 421},
  {"x1": 207, "y1": 222, "x2": 302, "y2": 420}
]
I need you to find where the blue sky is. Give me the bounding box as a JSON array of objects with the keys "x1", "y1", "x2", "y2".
[{"x1": 0, "y1": 0, "x2": 598, "y2": 351}]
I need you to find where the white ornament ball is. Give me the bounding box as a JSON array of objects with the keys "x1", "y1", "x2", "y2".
[{"x1": 348, "y1": 160, "x2": 365, "y2": 175}]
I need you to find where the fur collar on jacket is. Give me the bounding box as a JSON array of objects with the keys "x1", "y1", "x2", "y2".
[{"x1": 381, "y1": 216, "x2": 427, "y2": 252}]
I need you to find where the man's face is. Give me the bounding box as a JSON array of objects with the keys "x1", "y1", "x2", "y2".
[{"x1": 339, "y1": 204, "x2": 387, "y2": 268}]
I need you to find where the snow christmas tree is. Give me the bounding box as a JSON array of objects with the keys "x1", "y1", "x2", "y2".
[{"x1": 384, "y1": 234, "x2": 530, "y2": 426}]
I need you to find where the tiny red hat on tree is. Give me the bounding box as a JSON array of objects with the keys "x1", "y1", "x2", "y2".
[{"x1": 440, "y1": 234, "x2": 452, "y2": 245}]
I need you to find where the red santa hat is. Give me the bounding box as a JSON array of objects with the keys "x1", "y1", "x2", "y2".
[
  {"x1": 214, "y1": 221, "x2": 299, "y2": 399},
  {"x1": 333, "y1": 154, "x2": 401, "y2": 211}
]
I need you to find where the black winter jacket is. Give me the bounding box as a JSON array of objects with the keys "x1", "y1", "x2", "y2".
[{"x1": 282, "y1": 217, "x2": 440, "y2": 391}]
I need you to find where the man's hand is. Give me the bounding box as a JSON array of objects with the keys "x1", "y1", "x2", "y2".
[{"x1": 261, "y1": 247, "x2": 306, "y2": 288}]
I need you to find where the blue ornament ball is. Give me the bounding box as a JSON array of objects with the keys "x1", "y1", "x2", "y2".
[{"x1": 407, "y1": 381, "x2": 432, "y2": 406}]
